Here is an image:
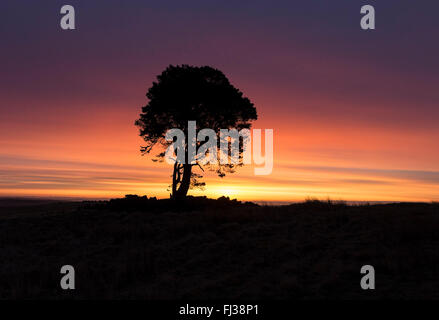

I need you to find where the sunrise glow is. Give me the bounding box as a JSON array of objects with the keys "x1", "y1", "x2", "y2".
[{"x1": 1, "y1": 1, "x2": 438, "y2": 202}]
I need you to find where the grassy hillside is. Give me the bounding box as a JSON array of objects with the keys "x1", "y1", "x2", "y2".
[{"x1": 0, "y1": 196, "x2": 438, "y2": 299}]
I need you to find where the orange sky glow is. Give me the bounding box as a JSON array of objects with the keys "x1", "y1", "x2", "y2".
[
  {"x1": 1, "y1": 93, "x2": 438, "y2": 202},
  {"x1": 1, "y1": 1, "x2": 439, "y2": 202}
]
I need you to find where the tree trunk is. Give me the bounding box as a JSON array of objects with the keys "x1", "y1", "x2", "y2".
[
  {"x1": 173, "y1": 164, "x2": 192, "y2": 199},
  {"x1": 171, "y1": 162, "x2": 178, "y2": 198}
]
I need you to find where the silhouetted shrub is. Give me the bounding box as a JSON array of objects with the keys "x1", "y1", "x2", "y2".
[{"x1": 104, "y1": 195, "x2": 258, "y2": 213}]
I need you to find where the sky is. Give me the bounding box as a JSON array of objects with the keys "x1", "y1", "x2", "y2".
[{"x1": 1, "y1": 0, "x2": 439, "y2": 202}]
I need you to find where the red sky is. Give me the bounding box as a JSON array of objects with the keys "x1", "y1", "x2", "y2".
[{"x1": 1, "y1": 0, "x2": 439, "y2": 202}]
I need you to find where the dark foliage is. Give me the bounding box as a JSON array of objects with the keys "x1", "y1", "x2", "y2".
[{"x1": 135, "y1": 65, "x2": 257, "y2": 198}]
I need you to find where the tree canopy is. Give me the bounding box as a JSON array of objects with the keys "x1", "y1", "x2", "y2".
[{"x1": 135, "y1": 65, "x2": 257, "y2": 198}]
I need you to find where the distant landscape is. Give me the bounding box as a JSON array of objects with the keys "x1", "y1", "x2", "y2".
[{"x1": 1, "y1": 196, "x2": 438, "y2": 299}]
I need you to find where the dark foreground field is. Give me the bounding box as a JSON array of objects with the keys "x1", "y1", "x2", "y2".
[{"x1": 0, "y1": 196, "x2": 438, "y2": 299}]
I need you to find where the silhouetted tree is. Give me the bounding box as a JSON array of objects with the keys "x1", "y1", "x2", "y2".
[{"x1": 135, "y1": 65, "x2": 257, "y2": 199}]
